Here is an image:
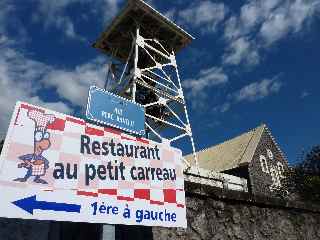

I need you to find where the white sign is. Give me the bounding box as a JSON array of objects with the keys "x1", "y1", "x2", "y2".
[{"x1": 0, "y1": 102, "x2": 186, "y2": 228}]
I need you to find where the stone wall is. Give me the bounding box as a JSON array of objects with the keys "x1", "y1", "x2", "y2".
[
  {"x1": 152, "y1": 181, "x2": 320, "y2": 240},
  {"x1": 1, "y1": 181, "x2": 319, "y2": 240}
]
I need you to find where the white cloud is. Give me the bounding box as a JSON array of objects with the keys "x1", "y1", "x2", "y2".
[
  {"x1": 233, "y1": 77, "x2": 282, "y2": 102},
  {"x1": 259, "y1": 0, "x2": 319, "y2": 46},
  {"x1": 0, "y1": 0, "x2": 28, "y2": 44},
  {"x1": 213, "y1": 102, "x2": 231, "y2": 113},
  {"x1": 222, "y1": 0, "x2": 320, "y2": 67},
  {"x1": 223, "y1": 0, "x2": 279, "y2": 42},
  {"x1": 164, "y1": 9, "x2": 176, "y2": 22},
  {"x1": 31, "y1": 0, "x2": 87, "y2": 41},
  {"x1": 240, "y1": 0, "x2": 281, "y2": 33},
  {"x1": 0, "y1": 0, "x2": 113, "y2": 137},
  {"x1": 0, "y1": 42, "x2": 72, "y2": 137},
  {"x1": 144, "y1": 0, "x2": 155, "y2": 8},
  {"x1": 100, "y1": 0, "x2": 121, "y2": 24},
  {"x1": 0, "y1": 35, "x2": 8, "y2": 44},
  {"x1": 42, "y1": 57, "x2": 106, "y2": 106},
  {"x1": 0, "y1": 0, "x2": 13, "y2": 34},
  {"x1": 301, "y1": 90, "x2": 310, "y2": 99},
  {"x1": 183, "y1": 67, "x2": 228, "y2": 109},
  {"x1": 0, "y1": 36, "x2": 108, "y2": 138},
  {"x1": 213, "y1": 75, "x2": 283, "y2": 113},
  {"x1": 223, "y1": 37, "x2": 260, "y2": 66},
  {"x1": 183, "y1": 67, "x2": 228, "y2": 95},
  {"x1": 31, "y1": 0, "x2": 121, "y2": 41},
  {"x1": 57, "y1": 16, "x2": 80, "y2": 40},
  {"x1": 178, "y1": 1, "x2": 228, "y2": 33}
]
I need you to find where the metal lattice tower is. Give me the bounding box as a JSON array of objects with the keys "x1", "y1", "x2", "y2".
[{"x1": 93, "y1": 0, "x2": 198, "y2": 169}]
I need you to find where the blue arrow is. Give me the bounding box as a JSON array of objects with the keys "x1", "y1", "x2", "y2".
[{"x1": 12, "y1": 195, "x2": 81, "y2": 215}]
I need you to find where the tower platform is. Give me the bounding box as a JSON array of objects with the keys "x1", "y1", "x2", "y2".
[{"x1": 93, "y1": 0, "x2": 194, "y2": 62}]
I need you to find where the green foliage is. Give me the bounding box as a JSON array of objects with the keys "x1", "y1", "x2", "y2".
[{"x1": 281, "y1": 145, "x2": 320, "y2": 203}]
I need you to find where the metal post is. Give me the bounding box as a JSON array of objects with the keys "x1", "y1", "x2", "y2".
[
  {"x1": 173, "y1": 51, "x2": 199, "y2": 173},
  {"x1": 101, "y1": 224, "x2": 115, "y2": 240},
  {"x1": 132, "y1": 27, "x2": 139, "y2": 102}
]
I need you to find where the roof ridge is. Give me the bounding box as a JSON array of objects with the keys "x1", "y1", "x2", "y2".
[
  {"x1": 237, "y1": 123, "x2": 266, "y2": 167},
  {"x1": 236, "y1": 125, "x2": 261, "y2": 165},
  {"x1": 191, "y1": 124, "x2": 265, "y2": 156},
  {"x1": 264, "y1": 126, "x2": 289, "y2": 163}
]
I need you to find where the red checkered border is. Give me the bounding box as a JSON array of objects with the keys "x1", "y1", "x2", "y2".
[
  {"x1": 19, "y1": 103, "x2": 185, "y2": 209},
  {"x1": 77, "y1": 188, "x2": 185, "y2": 208}
]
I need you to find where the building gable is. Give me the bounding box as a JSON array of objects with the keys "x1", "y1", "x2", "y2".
[
  {"x1": 184, "y1": 125, "x2": 265, "y2": 172},
  {"x1": 248, "y1": 127, "x2": 288, "y2": 196}
]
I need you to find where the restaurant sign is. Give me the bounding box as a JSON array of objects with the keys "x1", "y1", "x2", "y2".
[{"x1": 0, "y1": 102, "x2": 186, "y2": 228}]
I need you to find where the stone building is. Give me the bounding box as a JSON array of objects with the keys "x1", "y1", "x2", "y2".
[{"x1": 185, "y1": 124, "x2": 289, "y2": 196}]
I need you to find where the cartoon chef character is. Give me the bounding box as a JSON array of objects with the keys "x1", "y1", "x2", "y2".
[{"x1": 14, "y1": 110, "x2": 55, "y2": 184}]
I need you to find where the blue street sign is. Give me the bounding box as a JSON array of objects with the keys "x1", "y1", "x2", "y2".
[{"x1": 86, "y1": 86, "x2": 145, "y2": 135}]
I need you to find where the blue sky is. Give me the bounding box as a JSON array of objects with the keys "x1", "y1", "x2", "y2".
[{"x1": 0, "y1": 0, "x2": 319, "y2": 164}]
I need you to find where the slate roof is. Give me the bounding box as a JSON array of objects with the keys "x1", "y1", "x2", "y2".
[{"x1": 185, "y1": 124, "x2": 266, "y2": 172}]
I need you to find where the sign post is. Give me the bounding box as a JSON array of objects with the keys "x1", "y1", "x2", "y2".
[{"x1": 0, "y1": 102, "x2": 186, "y2": 228}]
